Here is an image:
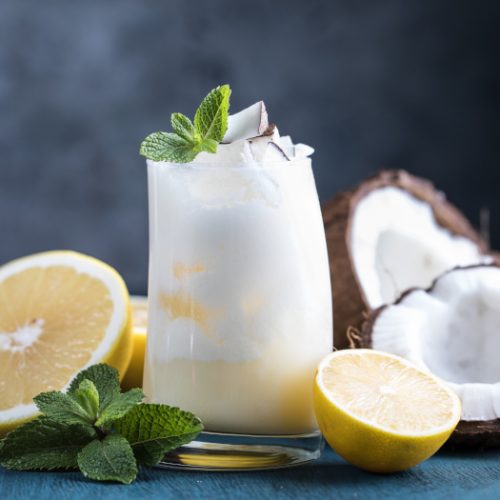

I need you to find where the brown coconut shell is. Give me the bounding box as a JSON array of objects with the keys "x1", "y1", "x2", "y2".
[
  {"x1": 360, "y1": 264, "x2": 500, "y2": 448},
  {"x1": 322, "y1": 169, "x2": 488, "y2": 350}
]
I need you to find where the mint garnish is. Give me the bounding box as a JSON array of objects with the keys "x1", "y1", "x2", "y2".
[
  {"x1": 139, "y1": 132, "x2": 200, "y2": 163},
  {"x1": 33, "y1": 389, "x2": 96, "y2": 430},
  {"x1": 193, "y1": 84, "x2": 231, "y2": 147},
  {"x1": 114, "y1": 404, "x2": 203, "y2": 466},
  {"x1": 74, "y1": 379, "x2": 100, "y2": 421},
  {"x1": 0, "y1": 417, "x2": 96, "y2": 471},
  {"x1": 140, "y1": 84, "x2": 231, "y2": 163},
  {"x1": 68, "y1": 362, "x2": 120, "y2": 408},
  {"x1": 94, "y1": 387, "x2": 144, "y2": 428},
  {"x1": 0, "y1": 364, "x2": 203, "y2": 484},
  {"x1": 77, "y1": 434, "x2": 137, "y2": 485}
]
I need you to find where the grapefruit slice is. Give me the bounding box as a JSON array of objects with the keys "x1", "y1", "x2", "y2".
[{"x1": 0, "y1": 251, "x2": 132, "y2": 436}]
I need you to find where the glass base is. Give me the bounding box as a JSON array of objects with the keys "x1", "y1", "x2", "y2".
[{"x1": 156, "y1": 430, "x2": 323, "y2": 471}]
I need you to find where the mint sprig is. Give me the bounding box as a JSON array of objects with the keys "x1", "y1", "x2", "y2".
[
  {"x1": 0, "y1": 364, "x2": 203, "y2": 484},
  {"x1": 114, "y1": 404, "x2": 203, "y2": 466},
  {"x1": 140, "y1": 84, "x2": 231, "y2": 163}
]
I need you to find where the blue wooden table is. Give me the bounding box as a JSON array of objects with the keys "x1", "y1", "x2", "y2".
[{"x1": 1, "y1": 445, "x2": 499, "y2": 499}]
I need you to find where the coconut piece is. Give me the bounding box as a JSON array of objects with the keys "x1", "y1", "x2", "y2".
[
  {"x1": 260, "y1": 123, "x2": 277, "y2": 138},
  {"x1": 223, "y1": 101, "x2": 269, "y2": 143},
  {"x1": 248, "y1": 135, "x2": 273, "y2": 163},
  {"x1": 323, "y1": 170, "x2": 489, "y2": 349},
  {"x1": 279, "y1": 135, "x2": 295, "y2": 157},
  {"x1": 294, "y1": 143, "x2": 315, "y2": 158},
  {"x1": 277, "y1": 136, "x2": 315, "y2": 159},
  {"x1": 248, "y1": 140, "x2": 289, "y2": 162},
  {"x1": 247, "y1": 124, "x2": 290, "y2": 162},
  {"x1": 263, "y1": 142, "x2": 290, "y2": 162},
  {"x1": 362, "y1": 265, "x2": 500, "y2": 447},
  {"x1": 249, "y1": 138, "x2": 289, "y2": 163}
]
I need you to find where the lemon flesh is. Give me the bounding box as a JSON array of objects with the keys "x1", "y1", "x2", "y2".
[
  {"x1": 314, "y1": 349, "x2": 461, "y2": 473},
  {"x1": 121, "y1": 296, "x2": 148, "y2": 390},
  {"x1": 0, "y1": 251, "x2": 132, "y2": 436}
]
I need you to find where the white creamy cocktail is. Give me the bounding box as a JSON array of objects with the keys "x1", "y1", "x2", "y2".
[{"x1": 142, "y1": 90, "x2": 332, "y2": 467}]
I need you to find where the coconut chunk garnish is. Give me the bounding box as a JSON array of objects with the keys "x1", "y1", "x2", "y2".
[
  {"x1": 218, "y1": 102, "x2": 313, "y2": 164},
  {"x1": 279, "y1": 135, "x2": 295, "y2": 157},
  {"x1": 323, "y1": 170, "x2": 489, "y2": 349},
  {"x1": 223, "y1": 101, "x2": 269, "y2": 143},
  {"x1": 248, "y1": 126, "x2": 291, "y2": 162},
  {"x1": 294, "y1": 143, "x2": 315, "y2": 157},
  {"x1": 362, "y1": 265, "x2": 500, "y2": 447}
]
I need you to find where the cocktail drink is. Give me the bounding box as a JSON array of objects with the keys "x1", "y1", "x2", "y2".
[{"x1": 142, "y1": 91, "x2": 332, "y2": 469}]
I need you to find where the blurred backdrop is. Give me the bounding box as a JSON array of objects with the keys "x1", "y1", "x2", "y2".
[{"x1": 1, "y1": 0, "x2": 500, "y2": 294}]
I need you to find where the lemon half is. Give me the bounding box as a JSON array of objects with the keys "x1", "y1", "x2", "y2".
[
  {"x1": 0, "y1": 251, "x2": 132, "y2": 436},
  {"x1": 314, "y1": 349, "x2": 461, "y2": 473}
]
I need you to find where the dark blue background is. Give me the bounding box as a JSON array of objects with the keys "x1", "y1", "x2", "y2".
[{"x1": 1, "y1": 0, "x2": 499, "y2": 294}]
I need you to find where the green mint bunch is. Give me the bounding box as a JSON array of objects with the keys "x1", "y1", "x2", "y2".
[
  {"x1": 0, "y1": 364, "x2": 203, "y2": 484},
  {"x1": 140, "y1": 84, "x2": 231, "y2": 163}
]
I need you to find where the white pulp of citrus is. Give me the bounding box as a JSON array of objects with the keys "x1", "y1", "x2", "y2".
[
  {"x1": 0, "y1": 318, "x2": 45, "y2": 352},
  {"x1": 317, "y1": 350, "x2": 461, "y2": 435}
]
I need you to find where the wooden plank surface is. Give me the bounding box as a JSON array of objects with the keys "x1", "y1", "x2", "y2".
[{"x1": 1, "y1": 445, "x2": 499, "y2": 499}]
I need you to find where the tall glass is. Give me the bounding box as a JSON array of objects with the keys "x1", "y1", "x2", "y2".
[{"x1": 144, "y1": 157, "x2": 332, "y2": 470}]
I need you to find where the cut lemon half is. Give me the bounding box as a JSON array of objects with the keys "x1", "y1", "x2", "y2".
[
  {"x1": 121, "y1": 295, "x2": 148, "y2": 390},
  {"x1": 314, "y1": 349, "x2": 461, "y2": 473},
  {"x1": 0, "y1": 251, "x2": 132, "y2": 436}
]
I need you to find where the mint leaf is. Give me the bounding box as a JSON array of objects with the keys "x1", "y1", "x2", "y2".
[
  {"x1": 95, "y1": 388, "x2": 144, "y2": 428},
  {"x1": 34, "y1": 391, "x2": 94, "y2": 429},
  {"x1": 194, "y1": 84, "x2": 231, "y2": 143},
  {"x1": 77, "y1": 435, "x2": 137, "y2": 485},
  {"x1": 113, "y1": 404, "x2": 203, "y2": 466},
  {"x1": 0, "y1": 363, "x2": 203, "y2": 484},
  {"x1": 68, "y1": 364, "x2": 120, "y2": 409},
  {"x1": 140, "y1": 132, "x2": 198, "y2": 163},
  {"x1": 171, "y1": 113, "x2": 198, "y2": 143},
  {"x1": 0, "y1": 417, "x2": 96, "y2": 470},
  {"x1": 198, "y1": 138, "x2": 219, "y2": 154},
  {"x1": 140, "y1": 84, "x2": 231, "y2": 163},
  {"x1": 74, "y1": 379, "x2": 100, "y2": 421}
]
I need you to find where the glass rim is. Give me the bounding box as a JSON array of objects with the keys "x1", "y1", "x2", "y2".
[{"x1": 146, "y1": 156, "x2": 312, "y2": 171}]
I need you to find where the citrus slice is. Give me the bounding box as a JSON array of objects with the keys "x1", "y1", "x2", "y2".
[
  {"x1": 121, "y1": 295, "x2": 148, "y2": 390},
  {"x1": 314, "y1": 349, "x2": 461, "y2": 473},
  {"x1": 0, "y1": 251, "x2": 132, "y2": 436}
]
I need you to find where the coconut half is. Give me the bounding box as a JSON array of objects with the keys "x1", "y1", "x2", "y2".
[
  {"x1": 323, "y1": 170, "x2": 489, "y2": 349},
  {"x1": 362, "y1": 265, "x2": 500, "y2": 447}
]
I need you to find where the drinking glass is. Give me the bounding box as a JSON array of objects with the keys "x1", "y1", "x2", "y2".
[{"x1": 144, "y1": 157, "x2": 332, "y2": 470}]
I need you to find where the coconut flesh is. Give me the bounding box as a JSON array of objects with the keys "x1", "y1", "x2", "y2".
[
  {"x1": 211, "y1": 101, "x2": 313, "y2": 164},
  {"x1": 364, "y1": 265, "x2": 500, "y2": 446},
  {"x1": 323, "y1": 170, "x2": 489, "y2": 350},
  {"x1": 351, "y1": 187, "x2": 487, "y2": 307}
]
